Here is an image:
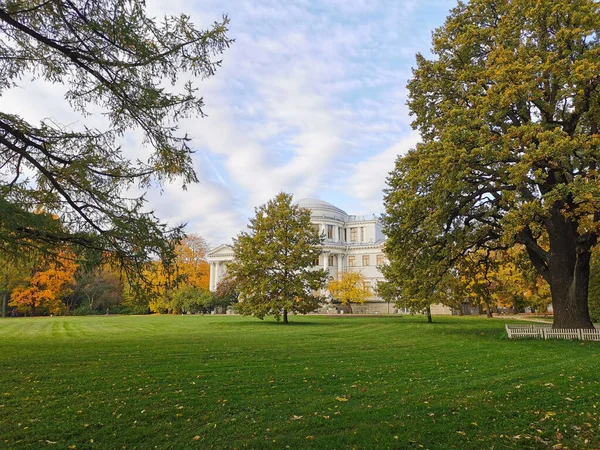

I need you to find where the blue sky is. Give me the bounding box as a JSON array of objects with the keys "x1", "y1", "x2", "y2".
[
  {"x1": 3, "y1": 0, "x2": 457, "y2": 248},
  {"x1": 148, "y1": 0, "x2": 458, "y2": 247}
]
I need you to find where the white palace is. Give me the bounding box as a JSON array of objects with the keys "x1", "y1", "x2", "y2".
[{"x1": 207, "y1": 198, "x2": 396, "y2": 314}]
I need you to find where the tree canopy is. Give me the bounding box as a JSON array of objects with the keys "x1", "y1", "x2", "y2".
[
  {"x1": 228, "y1": 192, "x2": 328, "y2": 323},
  {"x1": 328, "y1": 271, "x2": 369, "y2": 314},
  {"x1": 382, "y1": 0, "x2": 600, "y2": 328},
  {"x1": 0, "y1": 0, "x2": 231, "y2": 276}
]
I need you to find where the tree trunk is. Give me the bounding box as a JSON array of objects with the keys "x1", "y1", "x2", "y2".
[
  {"x1": 426, "y1": 306, "x2": 432, "y2": 323},
  {"x1": 2, "y1": 291, "x2": 7, "y2": 318},
  {"x1": 2, "y1": 265, "x2": 7, "y2": 318},
  {"x1": 484, "y1": 298, "x2": 493, "y2": 318},
  {"x1": 548, "y1": 248, "x2": 594, "y2": 329},
  {"x1": 529, "y1": 204, "x2": 595, "y2": 329},
  {"x1": 283, "y1": 308, "x2": 288, "y2": 324}
]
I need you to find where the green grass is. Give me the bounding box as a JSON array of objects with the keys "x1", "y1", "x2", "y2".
[{"x1": 0, "y1": 315, "x2": 599, "y2": 449}]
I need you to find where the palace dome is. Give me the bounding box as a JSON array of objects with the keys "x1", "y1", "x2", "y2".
[{"x1": 295, "y1": 198, "x2": 348, "y2": 220}]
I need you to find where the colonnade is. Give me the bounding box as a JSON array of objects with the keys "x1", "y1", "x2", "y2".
[
  {"x1": 321, "y1": 250, "x2": 345, "y2": 278},
  {"x1": 209, "y1": 250, "x2": 348, "y2": 292},
  {"x1": 209, "y1": 262, "x2": 221, "y2": 291}
]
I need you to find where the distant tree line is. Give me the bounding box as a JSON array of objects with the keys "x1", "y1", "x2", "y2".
[{"x1": 1, "y1": 234, "x2": 236, "y2": 317}]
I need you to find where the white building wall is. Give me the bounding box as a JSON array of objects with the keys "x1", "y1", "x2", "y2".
[{"x1": 207, "y1": 198, "x2": 389, "y2": 312}]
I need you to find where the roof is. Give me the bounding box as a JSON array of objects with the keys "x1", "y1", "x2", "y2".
[{"x1": 295, "y1": 198, "x2": 348, "y2": 217}]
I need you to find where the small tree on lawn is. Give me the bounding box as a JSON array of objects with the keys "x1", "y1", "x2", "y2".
[
  {"x1": 227, "y1": 192, "x2": 328, "y2": 324},
  {"x1": 328, "y1": 271, "x2": 369, "y2": 314},
  {"x1": 214, "y1": 275, "x2": 239, "y2": 309}
]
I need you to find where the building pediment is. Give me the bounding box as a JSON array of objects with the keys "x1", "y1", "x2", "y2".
[{"x1": 207, "y1": 244, "x2": 234, "y2": 259}]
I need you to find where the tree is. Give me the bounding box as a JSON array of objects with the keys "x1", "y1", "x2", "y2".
[
  {"x1": 214, "y1": 275, "x2": 239, "y2": 307},
  {"x1": 172, "y1": 285, "x2": 214, "y2": 314},
  {"x1": 174, "y1": 235, "x2": 210, "y2": 290},
  {"x1": 139, "y1": 234, "x2": 210, "y2": 313},
  {"x1": 587, "y1": 249, "x2": 600, "y2": 323},
  {"x1": 489, "y1": 246, "x2": 551, "y2": 313},
  {"x1": 328, "y1": 271, "x2": 369, "y2": 314},
  {"x1": 456, "y1": 253, "x2": 497, "y2": 318},
  {"x1": 377, "y1": 273, "x2": 440, "y2": 323},
  {"x1": 383, "y1": 0, "x2": 600, "y2": 329},
  {"x1": 227, "y1": 192, "x2": 328, "y2": 324},
  {"x1": 0, "y1": 253, "x2": 32, "y2": 317},
  {"x1": 10, "y1": 250, "x2": 77, "y2": 315},
  {"x1": 0, "y1": 1, "x2": 231, "y2": 277},
  {"x1": 143, "y1": 260, "x2": 173, "y2": 314},
  {"x1": 70, "y1": 267, "x2": 124, "y2": 313}
]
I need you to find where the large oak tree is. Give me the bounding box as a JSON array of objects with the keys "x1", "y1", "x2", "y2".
[
  {"x1": 382, "y1": 0, "x2": 600, "y2": 328},
  {"x1": 0, "y1": 1, "x2": 231, "y2": 277}
]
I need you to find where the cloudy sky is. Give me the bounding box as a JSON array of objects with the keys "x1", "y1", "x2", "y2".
[{"x1": 4, "y1": 0, "x2": 457, "y2": 248}]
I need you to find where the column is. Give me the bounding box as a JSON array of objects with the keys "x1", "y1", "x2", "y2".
[
  {"x1": 323, "y1": 251, "x2": 330, "y2": 271},
  {"x1": 214, "y1": 262, "x2": 220, "y2": 289},
  {"x1": 337, "y1": 253, "x2": 344, "y2": 279},
  {"x1": 209, "y1": 262, "x2": 215, "y2": 291}
]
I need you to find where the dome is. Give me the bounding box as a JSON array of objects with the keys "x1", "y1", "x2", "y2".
[{"x1": 295, "y1": 198, "x2": 348, "y2": 219}]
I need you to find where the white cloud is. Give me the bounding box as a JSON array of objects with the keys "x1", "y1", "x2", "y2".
[
  {"x1": 2, "y1": 0, "x2": 456, "y2": 247},
  {"x1": 348, "y1": 132, "x2": 420, "y2": 213}
]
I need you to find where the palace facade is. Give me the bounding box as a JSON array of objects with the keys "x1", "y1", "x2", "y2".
[{"x1": 207, "y1": 198, "x2": 398, "y2": 313}]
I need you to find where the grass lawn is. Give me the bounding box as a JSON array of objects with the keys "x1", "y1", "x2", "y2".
[{"x1": 0, "y1": 315, "x2": 599, "y2": 449}]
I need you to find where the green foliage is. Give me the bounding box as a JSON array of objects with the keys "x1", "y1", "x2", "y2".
[
  {"x1": 228, "y1": 192, "x2": 328, "y2": 323},
  {"x1": 122, "y1": 281, "x2": 150, "y2": 315},
  {"x1": 0, "y1": 1, "x2": 231, "y2": 279},
  {"x1": 172, "y1": 285, "x2": 214, "y2": 314},
  {"x1": 383, "y1": 0, "x2": 600, "y2": 328},
  {"x1": 588, "y1": 250, "x2": 600, "y2": 322},
  {"x1": 69, "y1": 268, "x2": 124, "y2": 313},
  {"x1": 72, "y1": 305, "x2": 102, "y2": 316}
]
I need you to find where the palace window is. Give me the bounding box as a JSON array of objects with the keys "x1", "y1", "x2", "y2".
[
  {"x1": 313, "y1": 255, "x2": 320, "y2": 266},
  {"x1": 328, "y1": 254, "x2": 335, "y2": 266},
  {"x1": 363, "y1": 281, "x2": 371, "y2": 293},
  {"x1": 362, "y1": 255, "x2": 370, "y2": 266},
  {"x1": 350, "y1": 228, "x2": 357, "y2": 242},
  {"x1": 376, "y1": 254, "x2": 385, "y2": 266},
  {"x1": 348, "y1": 256, "x2": 355, "y2": 267},
  {"x1": 327, "y1": 225, "x2": 334, "y2": 239}
]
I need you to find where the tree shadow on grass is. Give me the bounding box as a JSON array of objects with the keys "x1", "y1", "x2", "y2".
[
  {"x1": 222, "y1": 318, "x2": 325, "y2": 327},
  {"x1": 226, "y1": 315, "x2": 411, "y2": 328}
]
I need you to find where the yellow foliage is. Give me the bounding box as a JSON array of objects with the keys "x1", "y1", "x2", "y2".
[
  {"x1": 328, "y1": 271, "x2": 370, "y2": 308},
  {"x1": 143, "y1": 234, "x2": 210, "y2": 313}
]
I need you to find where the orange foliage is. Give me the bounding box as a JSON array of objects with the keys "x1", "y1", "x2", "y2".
[
  {"x1": 175, "y1": 234, "x2": 210, "y2": 290},
  {"x1": 10, "y1": 251, "x2": 77, "y2": 315}
]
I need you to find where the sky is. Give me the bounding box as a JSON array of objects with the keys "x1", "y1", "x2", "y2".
[{"x1": 3, "y1": 0, "x2": 457, "y2": 249}]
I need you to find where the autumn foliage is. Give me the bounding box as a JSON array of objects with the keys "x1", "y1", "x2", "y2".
[
  {"x1": 10, "y1": 251, "x2": 77, "y2": 315},
  {"x1": 328, "y1": 271, "x2": 370, "y2": 313}
]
